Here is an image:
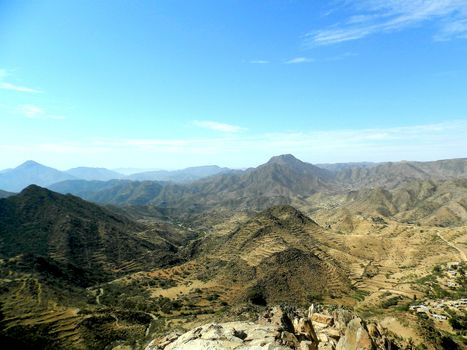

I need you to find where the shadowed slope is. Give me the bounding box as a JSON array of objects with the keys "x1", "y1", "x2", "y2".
[
  {"x1": 189, "y1": 205, "x2": 351, "y2": 305},
  {"x1": 0, "y1": 185, "x2": 179, "y2": 284}
]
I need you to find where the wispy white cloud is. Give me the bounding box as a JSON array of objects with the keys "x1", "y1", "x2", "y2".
[
  {"x1": 17, "y1": 105, "x2": 65, "y2": 120},
  {"x1": 249, "y1": 60, "x2": 270, "y2": 64},
  {"x1": 307, "y1": 0, "x2": 467, "y2": 46},
  {"x1": 285, "y1": 57, "x2": 314, "y2": 64},
  {"x1": 193, "y1": 120, "x2": 244, "y2": 133},
  {"x1": 0, "y1": 82, "x2": 42, "y2": 93},
  {"x1": 0, "y1": 68, "x2": 43, "y2": 93}
]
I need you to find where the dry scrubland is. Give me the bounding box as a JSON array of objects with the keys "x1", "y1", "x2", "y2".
[{"x1": 0, "y1": 155, "x2": 466, "y2": 349}]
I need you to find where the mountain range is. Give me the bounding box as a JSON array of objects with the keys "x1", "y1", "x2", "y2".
[
  {"x1": 1, "y1": 154, "x2": 467, "y2": 349},
  {"x1": 46, "y1": 155, "x2": 467, "y2": 228},
  {"x1": 0, "y1": 161, "x2": 234, "y2": 192}
]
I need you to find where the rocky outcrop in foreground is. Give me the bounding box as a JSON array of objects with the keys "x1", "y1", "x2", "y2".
[{"x1": 144, "y1": 305, "x2": 407, "y2": 350}]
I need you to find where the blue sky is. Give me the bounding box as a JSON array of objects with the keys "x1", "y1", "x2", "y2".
[{"x1": 1, "y1": 0, "x2": 466, "y2": 169}]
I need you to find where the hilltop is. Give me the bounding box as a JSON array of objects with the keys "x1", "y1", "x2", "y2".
[
  {"x1": 0, "y1": 161, "x2": 76, "y2": 192},
  {"x1": 0, "y1": 185, "x2": 182, "y2": 283}
]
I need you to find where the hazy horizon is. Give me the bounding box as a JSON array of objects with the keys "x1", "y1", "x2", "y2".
[{"x1": 2, "y1": 153, "x2": 466, "y2": 173}]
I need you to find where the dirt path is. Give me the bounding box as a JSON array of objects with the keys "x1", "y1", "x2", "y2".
[
  {"x1": 436, "y1": 231, "x2": 466, "y2": 262},
  {"x1": 379, "y1": 288, "x2": 415, "y2": 298},
  {"x1": 96, "y1": 288, "x2": 104, "y2": 305}
]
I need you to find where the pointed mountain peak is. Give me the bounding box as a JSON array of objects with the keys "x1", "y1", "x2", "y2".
[
  {"x1": 16, "y1": 160, "x2": 45, "y2": 169},
  {"x1": 261, "y1": 205, "x2": 319, "y2": 226},
  {"x1": 266, "y1": 154, "x2": 303, "y2": 166}
]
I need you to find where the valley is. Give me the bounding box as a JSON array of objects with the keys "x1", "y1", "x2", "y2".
[{"x1": 0, "y1": 155, "x2": 466, "y2": 349}]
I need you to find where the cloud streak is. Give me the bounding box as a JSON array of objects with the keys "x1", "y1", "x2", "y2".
[
  {"x1": 0, "y1": 68, "x2": 43, "y2": 93},
  {"x1": 306, "y1": 1, "x2": 467, "y2": 46},
  {"x1": 1, "y1": 120, "x2": 466, "y2": 169},
  {"x1": 18, "y1": 105, "x2": 65, "y2": 120},
  {"x1": 193, "y1": 120, "x2": 244, "y2": 133},
  {"x1": 0, "y1": 82, "x2": 42, "y2": 93},
  {"x1": 249, "y1": 60, "x2": 270, "y2": 64},
  {"x1": 285, "y1": 57, "x2": 313, "y2": 64}
]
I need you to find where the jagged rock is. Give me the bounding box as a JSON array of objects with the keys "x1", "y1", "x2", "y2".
[
  {"x1": 318, "y1": 334, "x2": 329, "y2": 343},
  {"x1": 336, "y1": 318, "x2": 374, "y2": 350},
  {"x1": 146, "y1": 332, "x2": 183, "y2": 350},
  {"x1": 259, "y1": 305, "x2": 296, "y2": 332},
  {"x1": 323, "y1": 328, "x2": 340, "y2": 340},
  {"x1": 308, "y1": 305, "x2": 315, "y2": 319},
  {"x1": 300, "y1": 340, "x2": 317, "y2": 350},
  {"x1": 331, "y1": 309, "x2": 353, "y2": 332},
  {"x1": 146, "y1": 321, "x2": 291, "y2": 350},
  {"x1": 311, "y1": 313, "x2": 334, "y2": 327},
  {"x1": 145, "y1": 306, "x2": 407, "y2": 350},
  {"x1": 293, "y1": 317, "x2": 319, "y2": 343},
  {"x1": 318, "y1": 342, "x2": 336, "y2": 350},
  {"x1": 281, "y1": 331, "x2": 300, "y2": 348},
  {"x1": 317, "y1": 331, "x2": 337, "y2": 350},
  {"x1": 366, "y1": 323, "x2": 380, "y2": 338}
]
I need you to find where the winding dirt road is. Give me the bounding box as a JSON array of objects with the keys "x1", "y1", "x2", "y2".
[{"x1": 436, "y1": 231, "x2": 466, "y2": 262}]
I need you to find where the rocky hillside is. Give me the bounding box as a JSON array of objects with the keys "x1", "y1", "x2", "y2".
[
  {"x1": 333, "y1": 158, "x2": 467, "y2": 190},
  {"x1": 50, "y1": 155, "x2": 335, "y2": 210},
  {"x1": 0, "y1": 185, "x2": 181, "y2": 284},
  {"x1": 184, "y1": 205, "x2": 351, "y2": 305},
  {"x1": 0, "y1": 186, "x2": 194, "y2": 349},
  {"x1": 145, "y1": 305, "x2": 411, "y2": 350},
  {"x1": 312, "y1": 178, "x2": 467, "y2": 231}
]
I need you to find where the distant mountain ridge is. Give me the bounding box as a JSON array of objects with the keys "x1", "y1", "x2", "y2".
[
  {"x1": 0, "y1": 190, "x2": 14, "y2": 198},
  {"x1": 333, "y1": 158, "x2": 467, "y2": 189},
  {"x1": 0, "y1": 160, "x2": 77, "y2": 192},
  {"x1": 127, "y1": 165, "x2": 233, "y2": 182},
  {"x1": 4, "y1": 156, "x2": 467, "y2": 225},
  {"x1": 0, "y1": 161, "x2": 235, "y2": 192},
  {"x1": 66, "y1": 167, "x2": 124, "y2": 181},
  {"x1": 48, "y1": 155, "x2": 467, "y2": 220},
  {"x1": 50, "y1": 155, "x2": 335, "y2": 209}
]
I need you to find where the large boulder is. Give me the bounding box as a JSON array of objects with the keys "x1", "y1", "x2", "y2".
[
  {"x1": 145, "y1": 321, "x2": 290, "y2": 350},
  {"x1": 147, "y1": 306, "x2": 322, "y2": 350},
  {"x1": 336, "y1": 318, "x2": 374, "y2": 350},
  {"x1": 331, "y1": 309, "x2": 353, "y2": 333}
]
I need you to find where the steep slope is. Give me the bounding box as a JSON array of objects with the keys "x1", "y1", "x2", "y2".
[
  {"x1": 66, "y1": 167, "x2": 124, "y2": 181},
  {"x1": 240, "y1": 154, "x2": 334, "y2": 194},
  {"x1": 0, "y1": 186, "x2": 194, "y2": 349},
  {"x1": 50, "y1": 179, "x2": 189, "y2": 207},
  {"x1": 0, "y1": 185, "x2": 179, "y2": 283},
  {"x1": 49, "y1": 155, "x2": 335, "y2": 211},
  {"x1": 0, "y1": 161, "x2": 76, "y2": 192},
  {"x1": 48, "y1": 179, "x2": 129, "y2": 199},
  {"x1": 181, "y1": 154, "x2": 336, "y2": 211},
  {"x1": 312, "y1": 178, "x2": 467, "y2": 231},
  {"x1": 186, "y1": 205, "x2": 351, "y2": 305},
  {"x1": 48, "y1": 156, "x2": 467, "y2": 222},
  {"x1": 334, "y1": 158, "x2": 467, "y2": 190}
]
